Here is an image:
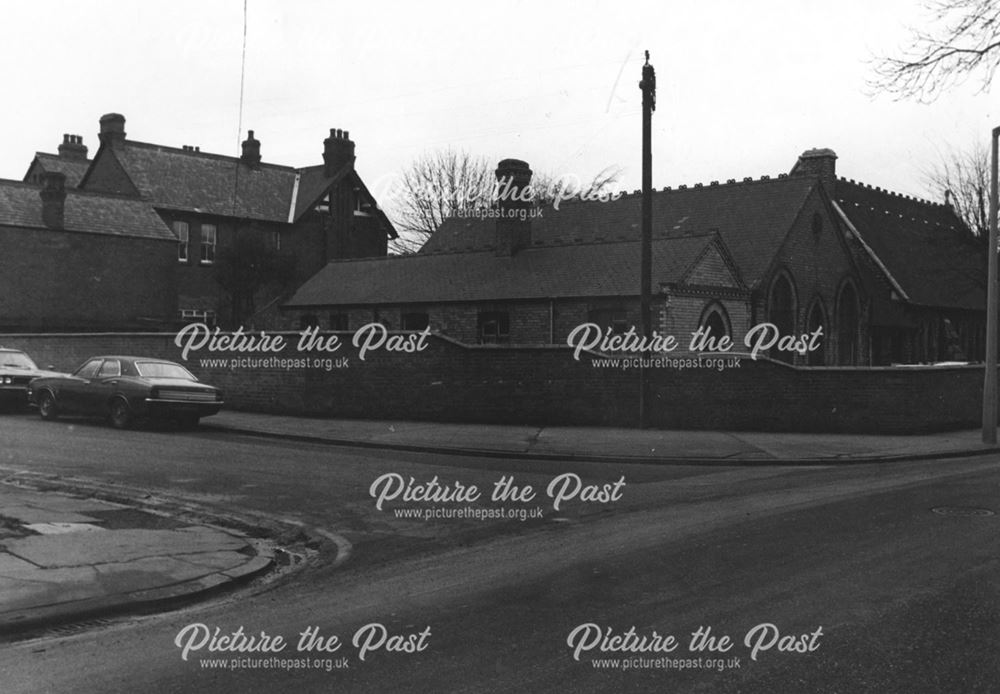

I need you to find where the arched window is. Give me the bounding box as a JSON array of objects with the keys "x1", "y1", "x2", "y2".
[
  {"x1": 837, "y1": 282, "x2": 860, "y2": 365},
  {"x1": 805, "y1": 299, "x2": 826, "y2": 366},
  {"x1": 698, "y1": 301, "x2": 731, "y2": 349},
  {"x1": 768, "y1": 273, "x2": 797, "y2": 363}
]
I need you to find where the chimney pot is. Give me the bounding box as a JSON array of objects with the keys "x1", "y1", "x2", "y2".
[
  {"x1": 494, "y1": 158, "x2": 533, "y2": 256},
  {"x1": 58, "y1": 133, "x2": 88, "y2": 161},
  {"x1": 241, "y1": 129, "x2": 261, "y2": 167},
  {"x1": 98, "y1": 113, "x2": 126, "y2": 147},
  {"x1": 323, "y1": 127, "x2": 356, "y2": 177}
]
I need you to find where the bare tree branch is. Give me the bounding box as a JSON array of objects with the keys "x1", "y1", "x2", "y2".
[
  {"x1": 868, "y1": 0, "x2": 1000, "y2": 101},
  {"x1": 388, "y1": 148, "x2": 494, "y2": 254},
  {"x1": 388, "y1": 151, "x2": 622, "y2": 253},
  {"x1": 922, "y1": 140, "x2": 990, "y2": 237}
]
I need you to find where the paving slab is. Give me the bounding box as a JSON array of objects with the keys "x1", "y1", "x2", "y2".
[
  {"x1": 6, "y1": 528, "x2": 247, "y2": 568},
  {"x1": 0, "y1": 483, "x2": 274, "y2": 636}
]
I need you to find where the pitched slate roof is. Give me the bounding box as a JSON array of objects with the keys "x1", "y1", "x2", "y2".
[
  {"x1": 834, "y1": 178, "x2": 985, "y2": 311},
  {"x1": 286, "y1": 234, "x2": 736, "y2": 307},
  {"x1": 27, "y1": 153, "x2": 91, "y2": 187},
  {"x1": 0, "y1": 180, "x2": 175, "y2": 241},
  {"x1": 422, "y1": 175, "x2": 817, "y2": 289},
  {"x1": 107, "y1": 141, "x2": 299, "y2": 222}
]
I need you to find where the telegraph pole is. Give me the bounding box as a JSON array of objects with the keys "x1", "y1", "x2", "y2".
[
  {"x1": 638, "y1": 51, "x2": 656, "y2": 428},
  {"x1": 982, "y1": 126, "x2": 999, "y2": 444}
]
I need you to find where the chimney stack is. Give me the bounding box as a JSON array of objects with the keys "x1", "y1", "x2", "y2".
[
  {"x1": 241, "y1": 129, "x2": 261, "y2": 167},
  {"x1": 98, "y1": 113, "x2": 126, "y2": 147},
  {"x1": 790, "y1": 148, "x2": 837, "y2": 195},
  {"x1": 40, "y1": 171, "x2": 67, "y2": 229},
  {"x1": 322, "y1": 128, "x2": 355, "y2": 177},
  {"x1": 494, "y1": 158, "x2": 533, "y2": 256},
  {"x1": 58, "y1": 134, "x2": 88, "y2": 160}
]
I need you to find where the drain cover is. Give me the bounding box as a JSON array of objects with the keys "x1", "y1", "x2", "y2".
[{"x1": 931, "y1": 506, "x2": 995, "y2": 517}]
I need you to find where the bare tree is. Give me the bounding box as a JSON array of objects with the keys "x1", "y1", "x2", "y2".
[
  {"x1": 531, "y1": 165, "x2": 624, "y2": 208},
  {"x1": 869, "y1": 0, "x2": 1000, "y2": 101},
  {"x1": 923, "y1": 140, "x2": 990, "y2": 238},
  {"x1": 390, "y1": 148, "x2": 495, "y2": 253},
  {"x1": 389, "y1": 150, "x2": 623, "y2": 253}
]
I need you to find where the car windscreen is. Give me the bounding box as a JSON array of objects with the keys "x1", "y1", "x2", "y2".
[
  {"x1": 1, "y1": 352, "x2": 38, "y2": 370},
  {"x1": 135, "y1": 361, "x2": 197, "y2": 380}
]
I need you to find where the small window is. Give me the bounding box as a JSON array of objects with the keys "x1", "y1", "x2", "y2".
[
  {"x1": 811, "y1": 212, "x2": 823, "y2": 237},
  {"x1": 74, "y1": 358, "x2": 103, "y2": 380},
  {"x1": 299, "y1": 313, "x2": 319, "y2": 330},
  {"x1": 97, "y1": 359, "x2": 121, "y2": 378},
  {"x1": 478, "y1": 311, "x2": 510, "y2": 344},
  {"x1": 402, "y1": 312, "x2": 429, "y2": 331},
  {"x1": 180, "y1": 309, "x2": 217, "y2": 326},
  {"x1": 274, "y1": 231, "x2": 281, "y2": 251},
  {"x1": 328, "y1": 313, "x2": 349, "y2": 331},
  {"x1": 588, "y1": 307, "x2": 629, "y2": 335},
  {"x1": 200, "y1": 224, "x2": 217, "y2": 264},
  {"x1": 174, "y1": 221, "x2": 190, "y2": 262}
]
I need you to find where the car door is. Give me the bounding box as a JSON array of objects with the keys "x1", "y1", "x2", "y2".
[
  {"x1": 59, "y1": 358, "x2": 103, "y2": 413},
  {"x1": 84, "y1": 358, "x2": 123, "y2": 415}
]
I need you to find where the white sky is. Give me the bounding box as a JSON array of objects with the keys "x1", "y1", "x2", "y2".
[{"x1": 1, "y1": 0, "x2": 996, "y2": 218}]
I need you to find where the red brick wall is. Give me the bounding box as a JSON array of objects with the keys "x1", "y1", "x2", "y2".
[{"x1": 2, "y1": 331, "x2": 993, "y2": 433}]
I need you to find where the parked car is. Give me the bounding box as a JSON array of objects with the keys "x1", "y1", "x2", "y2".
[
  {"x1": 28, "y1": 355, "x2": 223, "y2": 429},
  {"x1": 0, "y1": 347, "x2": 62, "y2": 410}
]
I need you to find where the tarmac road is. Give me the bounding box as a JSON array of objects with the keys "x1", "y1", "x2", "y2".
[{"x1": 0, "y1": 414, "x2": 998, "y2": 693}]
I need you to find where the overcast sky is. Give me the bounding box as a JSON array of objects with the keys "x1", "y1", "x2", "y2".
[{"x1": 1, "y1": 0, "x2": 996, "y2": 219}]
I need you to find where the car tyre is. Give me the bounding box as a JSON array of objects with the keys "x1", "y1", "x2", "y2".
[
  {"x1": 109, "y1": 398, "x2": 133, "y2": 430},
  {"x1": 38, "y1": 391, "x2": 58, "y2": 421}
]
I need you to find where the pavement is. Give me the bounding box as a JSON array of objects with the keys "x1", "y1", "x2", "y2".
[
  {"x1": 206, "y1": 410, "x2": 1000, "y2": 465},
  {"x1": 0, "y1": 482, "x2": 272, "y2": 639},
  {"x1": 4, "y1": 409, "x2": 998, "y2": 639}
]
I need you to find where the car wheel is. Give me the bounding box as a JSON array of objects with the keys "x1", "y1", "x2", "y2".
[
  {"x1": 38, "y1": 391, "x2": 59, "y2": 421},
  {"x1": 109, "y1": 398, "x2": 133, "y2": 429}
]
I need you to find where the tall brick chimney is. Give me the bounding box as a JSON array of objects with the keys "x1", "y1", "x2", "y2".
[
  {"x1": 98, "y1": 113, "x2": 126, "y2": 147},
  {"x1": 58, "y1": 134, "x2": 88, "y2": 160},
  {"x1": 323, "y1": 128, "x2": 355, "y2": 177},
  {"x1": 241, "y1": 129, "x2": 261, "y2": 167},
  {"x1": 40, "y1": 171, "x2": 67, "y2": 229},
  {"x1": 790, "y1": 148, "x2": 837, "y2": 195},
  {"x1": 494, "y1": 158, "x2": 533, "y2": 256}
]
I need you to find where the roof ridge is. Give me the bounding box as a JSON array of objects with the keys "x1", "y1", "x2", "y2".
[
  {"x1": 837, "y1": 176, "x2": 941, "y2": 208},
  {"x1": 124, "y1": 140, "x2": 298, "y2": 172},
  {"x1": 535, "y1": 172, "x2": 807, "y2": 208}
]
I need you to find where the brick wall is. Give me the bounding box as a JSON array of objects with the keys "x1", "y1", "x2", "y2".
[
  {"x1": 2, "y1": 331, "x2": 994, "y2": 433},
  {"x1": 0, "y1": 228, "x2": 176, "y2": 331}
]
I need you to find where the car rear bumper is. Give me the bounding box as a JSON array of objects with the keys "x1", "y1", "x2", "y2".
[{"x1": 143, "y1": 398, "x2": 223, "y2": 419}]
